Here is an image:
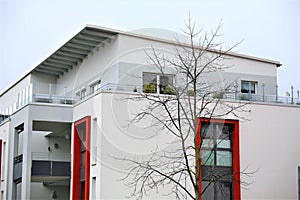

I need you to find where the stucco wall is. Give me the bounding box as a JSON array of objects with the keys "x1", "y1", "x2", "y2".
[
  {"x1": 73, "y1": 92, "x2": 300, "y2": 199},
  {"x1": 0, "y1": 75, "x2": 31, "y2": 113}
]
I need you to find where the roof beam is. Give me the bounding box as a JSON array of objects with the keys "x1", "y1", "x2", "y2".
[
  {"x1": 34, "y1": 68, "x2": 62, "y2": 76},
  {"x1": 77, "y1": 34, "x2": 105, "y2": 43},
  {"x1": 83, "y1": 29, "x2": 116, "y2": 38},
  {"x1": 60, "y1": 48, "x2": 88, "y2": 57},
  {"x1": 73, "y1": 38, "x2": 99, "y2": 46},
  {"x1": 38, "y1": 65, "x2": 67, "y2": 73},
  {"x1": 67, "y1": 43, "x2": 95, "y2": 51},
  {"x1": 79, "y1": 33, "x2": 108, "y2": 42},
  {"x1": 51, "y1": 53, "x2": 82, "y2": 64},
  {"x1": 47, "y1": 58, "x2": 77, "y2": 66},
  {"x1": 43, "y1": 62, "x2": 72, "y2": 70}
]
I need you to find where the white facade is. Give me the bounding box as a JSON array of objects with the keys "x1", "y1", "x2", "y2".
[{"x1": 0, "y1": 25, "x2": 299, "y2": 199}]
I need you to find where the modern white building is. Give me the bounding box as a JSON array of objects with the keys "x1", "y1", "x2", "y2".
[{"x1": 0, "y1": 25, "x2": 299, "y2": 200}]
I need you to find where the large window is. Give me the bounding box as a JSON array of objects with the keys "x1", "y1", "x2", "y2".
[
  {"x1": 198, "y1": 119, "x2": 240, "y2": 200},
  {"x1": 72, "y1": 116, "x2": 91, "y2": 200},
  {"x1": 201, "y1": 123, "x2": 232, "y2": 167},
  {"x1": 142, "y1": 72, "x2": 175, "y2": 95},
  {"x1": 241, "y1": 80, "x2": 257, "y2": 94}
]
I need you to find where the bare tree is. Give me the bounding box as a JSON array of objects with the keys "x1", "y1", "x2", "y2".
[{"x1": 117, "y1": 17, "x2": 251, "y2": 200}]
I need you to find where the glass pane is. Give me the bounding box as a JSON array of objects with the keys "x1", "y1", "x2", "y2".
[
  {"x1": 216, "y1": 151, "x2": 232, "y2": 166},
  {"x1": 217, "y1": 139, "x2": 231, "y2": 149},
  {"x1": 202, "y1": 139, "x2": 214, "y2": 148},
  {"x1": 201, "y1": 123, "x2": 214, "y2": 138},
  {"x1": 241, "y1": 81, "x2": 249, "y2": 93},
  {"x1": 159, "y1": 75, "x2": 174, "y2": 94},
  {"x1": 250, "y1": 82, "x2": 255, "y2": 94},
  {"x1": 216, "y1": 182, "x2": 232, "y2": 199},
  {"x1": 143, "y1": 73, "x2": 157, "y2": 93},
  {"x1": 202, "y1": 150, "x2": 215, "y2": 166},
  {"x1": 202, "y1": 181, "x2": 214, "y2": 199},
  {"x1": 143, "y1": 73, "x2": 157, "y2": 84},
  {"x1": 215, "y1": 124, "x2": 223, "y2": 138}
]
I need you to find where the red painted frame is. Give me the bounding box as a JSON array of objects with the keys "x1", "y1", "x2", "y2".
[
  {"x1": 0, "y1": 139, "x2": 2, "y2": 187},
  {"x1": 72, "y1": 116, "x2": 91, "y2": 200},
  {"x1": 197, "y1": 118, "x2": 241, "y2": 199}
]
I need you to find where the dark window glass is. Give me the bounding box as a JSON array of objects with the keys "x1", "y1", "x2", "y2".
[
  {"x1": 201, "y1": 122, "x2": 234, "y2": 200},
  {"x1": 241, "y1": 81, "x2": 256, "y2": 94},
  {"x1": 142, "y1": 72, "x2": 174, "y2": 94}
]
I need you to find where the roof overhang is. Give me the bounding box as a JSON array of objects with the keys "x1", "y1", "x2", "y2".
[{"x1": 32, "y1": 26, "x2": 118, "y2": 78}]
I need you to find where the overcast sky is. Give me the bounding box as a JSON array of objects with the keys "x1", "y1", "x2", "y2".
[{"x1": 0, "y1": 0, "x2": 299, "y2": 96}]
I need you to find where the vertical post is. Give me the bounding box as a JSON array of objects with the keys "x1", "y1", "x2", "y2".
[
  {"x1": 276, "y1": 85, "x2": 278, "y2": 103},
  {"x1": 291, "y1": 85, "x2": 294, "y2": 104},
  {"x1": 262, "y1": 83, "x2": 265, "y2": 102},
  {"x1": 29, "y1": 83, "x2": 33, "y2": 103},
  {"x1": 157, "y1": 75, "x2": 160, "y2": 94},
  {"x1": 21, "y1": 120, "x2": 32, "y2": 200},
  {"x1": 49, "y1": 84, "x2": 52, "y2": 101},
  {"x1": 64, "y1": 86, "x2": 67, "y2": 104},
  {"x1": 234, "y1": 81, "x2": 238, "y2": 100}
]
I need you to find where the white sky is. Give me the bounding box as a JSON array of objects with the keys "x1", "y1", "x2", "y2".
[{"x1": 0, "y1": 0, "x2": 299, "y2": 96}]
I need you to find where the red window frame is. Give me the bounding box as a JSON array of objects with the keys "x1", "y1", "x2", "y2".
[
  {"x1": 0, "y1": 139, "x2": 2, "y2": 185},
  {"x1": 72, "y1": 116, "x2": 91, "y2": 200},
  {"x1": 197, "y1": 118, "x2": 240, "y2": 199}
]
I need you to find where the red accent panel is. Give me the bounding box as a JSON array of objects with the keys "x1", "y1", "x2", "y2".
[
  {"x1": 232, "y1": 120, "x2": 241, "y2": 199},
  {"x1": 72, "y1": 116, "x2": 91, "y2": 200},
  {"x1": 85, "y1": 116, "x2": 91, "y2": 200},
  {"x1": 197, "y1": 118, "x2": 241, "y2": 200},
  {"x1": 0, "y1": 140, "x2": 2, "y2": 187}
]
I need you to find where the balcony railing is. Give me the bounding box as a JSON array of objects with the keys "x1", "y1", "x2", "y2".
[
  {"x1": 1, "y1": 83, "x2": 299, "y2": 117},
  {"x1": 31, "y1": 152, "x2": 71, "y2": 177},
  {"x1": 32, "y1": 152, "x2": 71, "y2": 162}
]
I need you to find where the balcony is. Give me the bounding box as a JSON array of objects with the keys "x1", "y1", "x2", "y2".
[
  {"x1": 1, "y1": 82, "x2": 299, "y2": 118},
  {"x1": 98, "y1": 83, "x2": 300, "y2": 106},
  {"x1": 13, "y1": 154, "x2": 23, "y2": 183},
  {"x1": 31, "y1": 152, "x2": 71, "y2": 184},
  {"x1": 13, "y1": 153, "x2": 71, "y2": 184}
]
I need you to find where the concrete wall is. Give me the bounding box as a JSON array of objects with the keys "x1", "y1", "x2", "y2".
[
  {"x1": 30, "y1": 183, "x2": 69, "y2": 200},
  {"x1": 73, "y1": 92, "x2": 300, "y2": 199},
  {"x1": 0, "y1": 75, "x2": 31, "y2": 113},
  {"x1": 239, "y1": 103, "x2": 300, "y2": 199},
  {"x1": 0, "y1": 120, "x2": 10, "y2": 200},
  {"x1": 6, "y1": 104, "x2": 73, "y2": 200}
]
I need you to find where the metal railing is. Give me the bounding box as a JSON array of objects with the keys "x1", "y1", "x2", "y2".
[
  {"x1": 1, "y1": 83, "x2": 299, "y2": 118},
  {"x1": 31, "y1": 152, "x2": 71, "y2": 162}
]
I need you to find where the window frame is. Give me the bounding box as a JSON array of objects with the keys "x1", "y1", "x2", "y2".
[
  {"x1": 142, "y1": 72, "x2": 175, "y2": 95},
  {"x1": 197, "y1": 118, "x2": 240, "y2": 200},
  {"x1": 241, "y1": 80, "x2": 257, "y2": 94}
]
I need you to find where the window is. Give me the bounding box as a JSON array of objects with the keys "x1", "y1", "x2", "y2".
[
  {"x1": 298, "y1": 167, "x2": 300, "y2": 200},
  {"x1": 76, "y1": 88, "x2": 87, "y2": 100},
  {"x1": 201, "y1": 123, "x2": 232, "y2": 167},
  {"x1": 72, "y1": 116, "x2": 91, "y2": 200},
  {"x1": 241, "y1": 81, "x2": 257, "y2": 94},
  {"x1": 198, "y1": 119, "x2": 240, "y2": 200},
  {"x1": 142, "y1": 72, "x2": 175, "y2": 95},
  {"x1": 89, "y1": 80, "x2": 101, "y2": 94}
]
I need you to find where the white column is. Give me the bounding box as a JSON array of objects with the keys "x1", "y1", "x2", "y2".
[{"x1": 20, "y1": 120, "x2": 32, "y2": 200}]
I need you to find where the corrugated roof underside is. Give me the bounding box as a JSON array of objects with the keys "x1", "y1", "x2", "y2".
[{"x1": 32, "y1": 27, "x2": 117, "y2": 78}]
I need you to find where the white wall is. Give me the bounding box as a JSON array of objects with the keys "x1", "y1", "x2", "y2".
[
  {"x1": 30, "y1": 183, "x2": 69, "y2": 200},
  {"x1": 0, "y1": 75, "x2": 31, "y2": 113},
  {"x1": 0, "y1": 120, "x2": 10, "y2": 200},
  {"x1": 239, "y1": 103, "x2": 300, "y2": 199},
  {"x1": 73, "y1": 92, "x2": 300, "y2": 199}
]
